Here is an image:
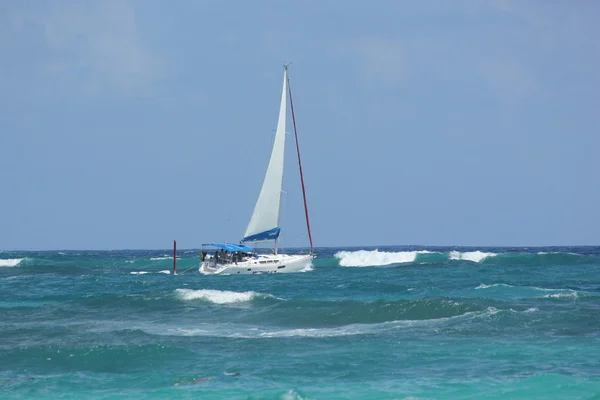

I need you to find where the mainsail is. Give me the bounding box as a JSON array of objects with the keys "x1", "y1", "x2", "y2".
[{"x1": 242, "y1": 67, "x2": 288, "y2": 243}]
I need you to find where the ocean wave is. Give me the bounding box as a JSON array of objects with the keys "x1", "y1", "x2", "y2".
[
  {"x1": 471, "y1": 283, "x2": 586, "y2": 301},
  {"x1": 334, "y1": 249, "x2": 498, "y2": 267},
  {"x1": 0, "y1": 258, "x2": 24, "y2": 267},
  {"x1": 281, "y1": 390, "x2": 308, "y2": 400},
  {"x1": 475, "y1": 283, "x2": 513, "y2": 290},
  {"x1": 175, "y1": 289, "x2": 275, "y2": 304},
  {"x1": 450, "y1": 251, "x2": 497, "y2": 262},
  {"x1": 330, "y1": 249, "x2": 597, "y2": 267},
  {"x1": 335, "y1": 250, "x2": 432, "y2": 267},
  {"x1": 143, "y1": 306, "x2": 508, "y2": 338},
  {"x1": 130, "y1": 270, "x2": 172, "y2": 275},
  {"x1": 246, "y1": 297, "x2": 486, "y2": 328},
  {"x1": 543, "y1": 291, "x2": 578, "y2": 299}
]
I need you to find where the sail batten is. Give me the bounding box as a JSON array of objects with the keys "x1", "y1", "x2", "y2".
[{"x1": 242, "y1": 67, "x2": 288, "y2": 243}]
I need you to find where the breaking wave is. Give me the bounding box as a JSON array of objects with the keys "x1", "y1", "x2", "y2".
[
  {"x1": 450, "y1": 251, "x2": 496, "y2": 262},
  {"x1": 475, "y1": 283, "x2": 512, "y2": 289},
  {"x1": 543, "y1": 291, "x2": 579, "y2": 299},
  {"x1": 0, "y1": 258, "x2": 24, "y2": 267},
  {"x1": 335, "y1": 250, "x2": 432, "y2": 267},
  {"x1": 333, "y1": 249, "x2": 597, "y2": 267},
  {"x1": 175, "y1": 289, "x2": 276, "y2": 304}
]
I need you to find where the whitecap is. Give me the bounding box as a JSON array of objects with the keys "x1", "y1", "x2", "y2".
[
  {"x1": 0, "y1": 258, "x2": 24, "y2": 267},
  {"x1": 175, "y1": 289, "x2": 270, "y2": 304},
  {"x1": 475, "y1": 283, "x2": 513, "y2": 289},
  {"x1": 281, "y1": 389, "x2": 309, "y2": 400},
  {"x1": 334, "y1": 250, "x2": 431, "y2": 267},
  {"x1": 543, "y1": 291, "x2": 578, "y2": 299},
  {"x1": 450, "y1": 251, "x2": 497, "y2": 263}
]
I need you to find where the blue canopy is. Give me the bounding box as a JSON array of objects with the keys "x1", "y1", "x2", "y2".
[
  {"x1": 241, "y1": 227, "x2": 281, "y2": 243},
  {"x1": 202, "y1": 243, "x2": 254, "y2": 252}
]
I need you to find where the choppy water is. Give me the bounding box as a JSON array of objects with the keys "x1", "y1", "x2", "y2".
[{"x1": 1, "y1": 246, "x2": 599, "y2": 399}]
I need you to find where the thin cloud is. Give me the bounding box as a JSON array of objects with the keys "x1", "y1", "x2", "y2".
[
  {"x1": 5, "y1": 0, "x2": 162, "y2": 97},
  {"x1": 349, "y1": 37, "x2": 407, "y2": 89}
]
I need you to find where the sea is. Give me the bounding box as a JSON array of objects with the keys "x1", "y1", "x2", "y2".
[{"x1": 1, "y1": 246, "x2": 599, "y2": 399}]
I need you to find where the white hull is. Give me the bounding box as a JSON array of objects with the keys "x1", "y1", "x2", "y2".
[{"x1": 200, "y1": 253, "x2": 313, "y2": 275}]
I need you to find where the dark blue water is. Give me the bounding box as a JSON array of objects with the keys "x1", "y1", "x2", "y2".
[{"x1": 1, "y1": 246, "x2": 599, "y2": 399}]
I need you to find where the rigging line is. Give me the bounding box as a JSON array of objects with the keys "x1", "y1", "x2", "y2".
[
  {"x1": 179, "y1": 264, "x2": 198, "y2": 275},
  {"x1": 286, "y1": 70, "x2": 314, "y2": 253}
]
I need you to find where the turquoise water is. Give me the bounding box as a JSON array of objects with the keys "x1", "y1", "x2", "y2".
[{"x1": 1, "y1": 246, "x2": 599, "y2": 399}]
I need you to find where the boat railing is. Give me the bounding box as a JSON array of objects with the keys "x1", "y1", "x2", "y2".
[{"x1": 206, "y1": 253, "x2": 254, "y2": 266}]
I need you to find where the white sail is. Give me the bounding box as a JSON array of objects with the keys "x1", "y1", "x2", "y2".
[{"x1": 242, "y1": 67, "x2": 288, "y2": 242}]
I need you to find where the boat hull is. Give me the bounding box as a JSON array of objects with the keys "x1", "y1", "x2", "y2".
[{"x1": 199, "y1": 254, "x2": 313, "y2": 275}]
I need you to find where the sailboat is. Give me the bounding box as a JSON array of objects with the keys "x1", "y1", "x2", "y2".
[{"x1": 199, "y1": 64, "x2": 314, "y2": 275}]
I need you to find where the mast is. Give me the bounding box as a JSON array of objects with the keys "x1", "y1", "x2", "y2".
[{"x1": 287, "y1": 69, "x2": 314, "y2": 254}]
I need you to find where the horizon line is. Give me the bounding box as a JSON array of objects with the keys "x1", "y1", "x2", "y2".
[{"x1": 2, "y1": 244, "x2": 598, "y2": 252}]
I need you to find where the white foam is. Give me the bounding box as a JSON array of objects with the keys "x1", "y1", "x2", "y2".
[
  {"x1": 130, "y1": 271, "x2": 150, "y2": 275},
  {"x1": 150, "y1": 256, "x2": 173, "y2": 261},
  {"x1": 335, "y1": 250, "x2": 431, "y2": 267},
  {"x1": 543, "y1": 291, "x2": 578, "y2": 299},
  {"x1": 175, "y1": 289, "x2": 267, "y2": 304},
  {"x1": 281, "y1": 390, "x2": 308, "y2": 400},
  {"x1": 450, "y1": 251, "x2": 496, "y2": 263},
  {"x1": 0, "y1": 259, "x2": 24, "y2": 267},
  {"x1": 159, "y1": 309, "x2": 496, "y2": 338},
  {"x1": 158, "y1": 270, "x2": 171, "y2": 274},
  {"x1": 112, "y1": 306, "x2": 503, "y2": 340},
  {"x1": 475, "y1": 283, "x2": 513, "y2": 289},
  {"x1": 300, "y1": 264, "x2": 314, "y2": 272}
]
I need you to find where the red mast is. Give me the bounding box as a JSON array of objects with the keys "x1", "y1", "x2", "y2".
[
  {"x1": 287, "y1": 71, "x2": 314, "y2": 253},
  {"x1": 173, "y1": 239, "x2": 177, "y2": 274}
]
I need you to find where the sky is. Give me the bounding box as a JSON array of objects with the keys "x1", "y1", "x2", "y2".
[{"x1": 1, "y1": 0, "x2": 599, "y2": 250}]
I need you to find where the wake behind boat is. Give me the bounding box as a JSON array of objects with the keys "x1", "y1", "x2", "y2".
[{"x1": 199, "y1": 64, "x2": 314, "y2": 275}]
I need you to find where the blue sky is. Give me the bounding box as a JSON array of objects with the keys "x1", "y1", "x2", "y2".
[{"x1": 1, "y1": 0, "x2": 598, "y2": 250}]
